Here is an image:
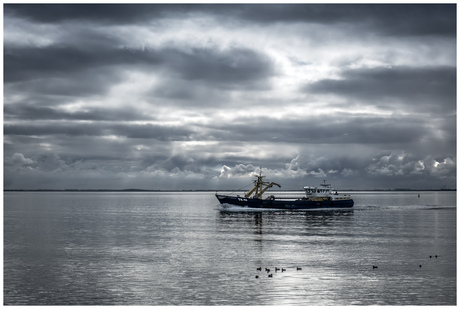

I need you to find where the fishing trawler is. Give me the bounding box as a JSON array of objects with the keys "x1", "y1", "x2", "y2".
[{"x1": 216, "y1": 172, "x2": 353, "y2": 209}]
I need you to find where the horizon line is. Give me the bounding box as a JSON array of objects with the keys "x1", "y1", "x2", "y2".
[{"x1": 3, "y1": 189, "x2": 456, "y2": 192}]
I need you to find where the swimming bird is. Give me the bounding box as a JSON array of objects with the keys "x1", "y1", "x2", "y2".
[
  {"x1": 430, "y1": 256, "x2": 432, "y2": 258},
  {"x1": 419, "y1": 265, "x2": 422, "y2": 268},
  {"x1": 265, "y1": 268, "x2": 270, "y2": 273},
  {"x1": 435, "y1": 255, "x2": 438, "y2": 258},
  {"x1": 282, "y1": 268, "x2": 286, "y2": 272},
  {"x1": 255, "y1": 275, "x2": 259, "y2": 279},
  {"x1": 256, "y1": 267, "x2": 262, "y2": 271},
  {"x1": 296, "y1": 267, "x2": 302, "y2": 271},
  {"x1": 275, "y1": 267, "x2": 280, "y2": 272},
  {"x1": 373, "y1": 266, "x2": 378, "y2": 269},
  {"x1": 268, "y1": 274, "x2": 273, "y2": 278}
]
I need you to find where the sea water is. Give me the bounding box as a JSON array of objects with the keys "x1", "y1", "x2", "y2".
[{"x1": 3, "y1": 191, "x2": 456, "y2": 305}]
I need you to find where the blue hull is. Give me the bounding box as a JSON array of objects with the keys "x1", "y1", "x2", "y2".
[{"x1": 216, "y1": 194, "x2": 353, "y2": 209}]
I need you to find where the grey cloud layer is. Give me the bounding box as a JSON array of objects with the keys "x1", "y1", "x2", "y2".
[
  {"x1": 5, "y1": 122, "x2": 192, "y2": 140},
  {"x1": 8, "y1": 4, "x2": 455, "y2": 37},
  {"x1": 4, "y1": 4, "x2": 456, "y2": 190},
  {"x1": 5, "y1": 45, "x2": 274, "y2": 97},
  {"x1": 305, "y1": 66, "x2": 456, "y2": 113},
  {"x1": 4, "y1": 105, "x2": 154, "y2": 122}
]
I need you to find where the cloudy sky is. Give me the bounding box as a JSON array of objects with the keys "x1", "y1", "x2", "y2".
[{"x1": 4, "y1": 3, "x2": 457, "y2": 190}]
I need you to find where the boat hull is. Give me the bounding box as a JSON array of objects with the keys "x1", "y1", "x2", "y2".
[{"x1": 216, "y1": 194, "x2": 354, "y2": 209}]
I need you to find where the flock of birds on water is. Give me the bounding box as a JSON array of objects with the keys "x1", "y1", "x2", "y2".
[
  {"x1": 254, "y1": 267, "x2": 302, "y2": 279},
  {"x1": 373, "y1": 255, "x2": 438, "y2": 270},
  {"x1": 255, "y1": 255, "x2": 439, "y2": 279}
]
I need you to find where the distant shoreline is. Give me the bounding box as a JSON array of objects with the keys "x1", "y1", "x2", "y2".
[{"x1": 4, "y1": 189, "x2": 456, "y2": 192}]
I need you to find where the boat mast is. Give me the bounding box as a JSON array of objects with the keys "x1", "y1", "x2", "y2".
[
  {"x1": 254, "y1": 171, "x2": 264, "y2": 198},
  {"x1": 245, "y1": 170, "x2": 280, "y2": 199}
]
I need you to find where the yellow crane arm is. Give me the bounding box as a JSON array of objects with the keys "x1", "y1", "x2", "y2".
[
  {"x1": 245, "y1": 186, "x2": 258, "y2": 198},
  {"x1": 259, "y1": 182, "x2": 281, "y2": 197},
  {"x1": 244, "y1": 173, "x2": 281, "y2": 198}
]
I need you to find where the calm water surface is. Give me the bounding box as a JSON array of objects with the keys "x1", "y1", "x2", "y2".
[{"x1": 4, "y1": 191, "x2": 456, "y2": 305}]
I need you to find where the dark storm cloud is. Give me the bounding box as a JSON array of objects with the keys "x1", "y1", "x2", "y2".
[
  {"x1": 202, "y1": 115, "x2": 432, "y2": 145},
  {"x1": 223, "y1": 3, "x2": 455, "y2": 36},
  {"x1": 4, "y1": 67, "x2": 124, "y2": 100},
  {"x1": 270, "y1": 4, "x2": 456, "y2": 37},
  {"x1": 5, "y1": 44, "x2": 274, "y2": 96},
  {"x1": 4, "y1": 4, "x2": 182, "y2": 24},
  {"x1": 6, "y1": 4, "x2": 455, "y2": 37},
  {"x1": 162, "y1": 47, "x2": 274, "y2": 85},
  {"x1": 5, "y1": 122, "x2": 192, "y2": 141},
  {"x1": 4, "y1": 104, "x2": 154, "y2": 121},
  {"x1": 4, "y1": 45, "x2": 162, "y2": 83},
  {"x1": 304, "y1": 66, "x2": 456, "y2": 113}
]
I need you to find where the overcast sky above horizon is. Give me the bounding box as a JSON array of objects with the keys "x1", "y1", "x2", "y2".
[{"x1": 4, "y1": 3, "x2": 457, "y2": 190}]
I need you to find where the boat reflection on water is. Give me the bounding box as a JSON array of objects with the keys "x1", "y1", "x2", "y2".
[{"x1": 218, "y1": 208, "x2": 354, "y2": 236}]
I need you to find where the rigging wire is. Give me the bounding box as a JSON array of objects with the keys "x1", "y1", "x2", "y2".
[{"x1": 229, "y1": 182, "x2": 253, "y2": 195}]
